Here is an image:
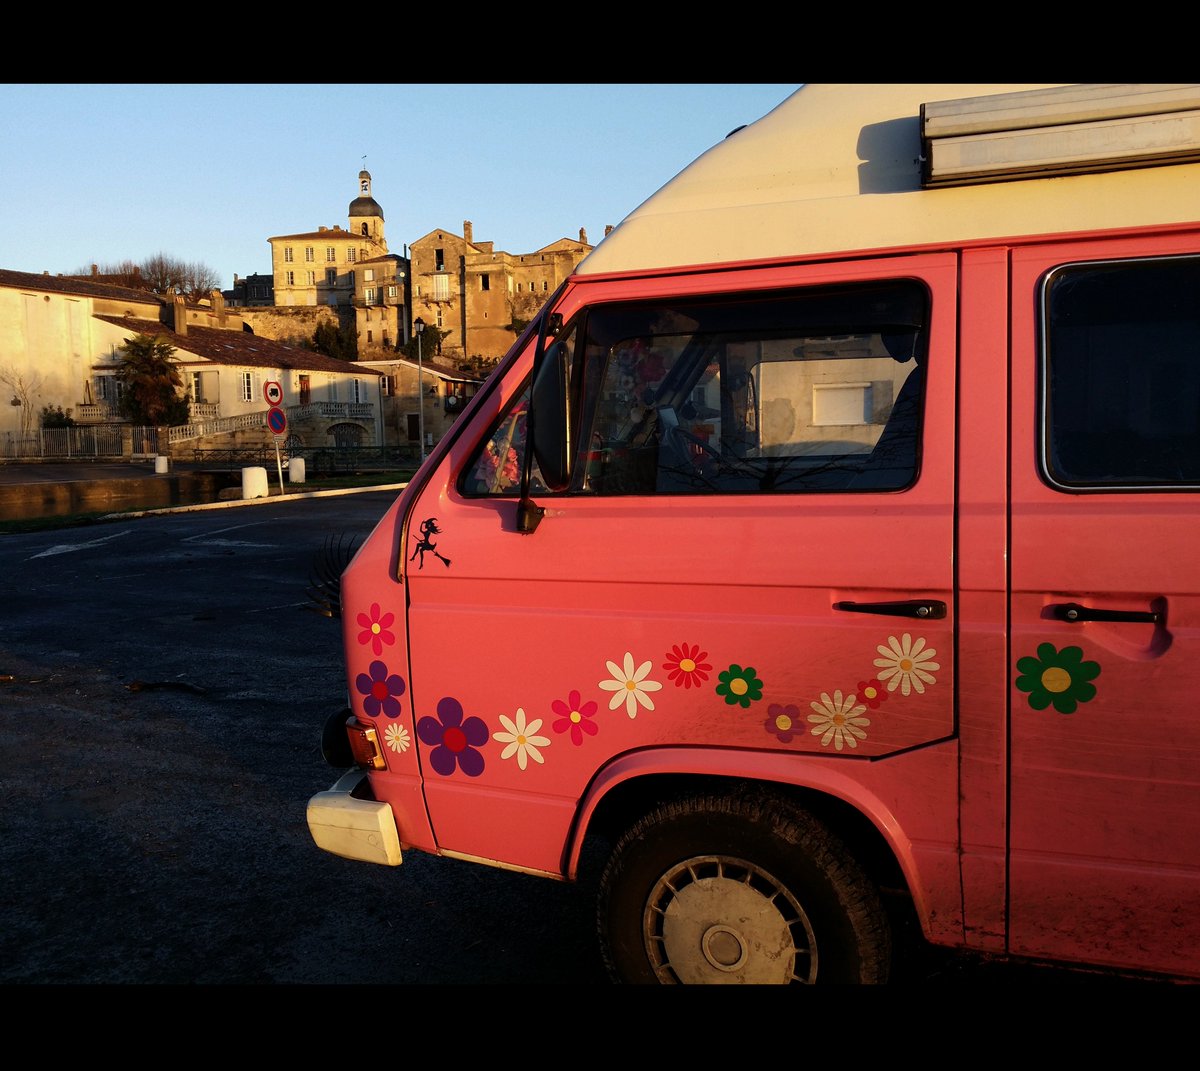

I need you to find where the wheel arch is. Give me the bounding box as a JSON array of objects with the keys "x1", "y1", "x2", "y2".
[{"x1": 567, "y1": 748, "x2": 926, "y2": 932}]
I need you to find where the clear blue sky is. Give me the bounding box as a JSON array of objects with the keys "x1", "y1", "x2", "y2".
[{"x1": 0, "y1": 84, "x2": 800, "y2": 287}]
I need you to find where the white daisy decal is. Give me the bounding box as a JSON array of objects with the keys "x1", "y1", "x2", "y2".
[
  {"x1": 385, "y1": 723, "x2": 411, "y2": 753},
  {"x1": 873, "y1": 633, "x2": 940, "y2": 696},
  {"x1": 598, "y1": 651, "x2": 663, "y2": 718},
  {"x1": 808, "y1": 690, "x2": 870, "y2": 751},
  {"x1": 492, "y1": 708, "x2": 550, "y2": 770}
]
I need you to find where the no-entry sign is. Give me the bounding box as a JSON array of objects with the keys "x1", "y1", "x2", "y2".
[
  {"x1": 267, "y1": 406, "x2": 288, "y2": 435},
  {"x1": 264, "y1": 380, "x2": 283, "y2": 405}
]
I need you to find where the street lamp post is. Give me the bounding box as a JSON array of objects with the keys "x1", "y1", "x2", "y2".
[{"x1": 414, "y1": 317, "x2": 426, "y2": 463}]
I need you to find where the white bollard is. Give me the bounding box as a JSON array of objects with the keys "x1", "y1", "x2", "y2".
[
  {"x1": 242, "y1": 466, "x2": 268, "y2": 500},
  {"x1": 288, "y1": 457, "x2": 306, "y2": 484},
  {"x1": 154, "y1": 455, "x2": 170, "y2": 475}
]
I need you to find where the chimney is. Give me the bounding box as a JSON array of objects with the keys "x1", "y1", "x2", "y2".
[
  {"x1": 605, "y1": 225, "x2": 614, "y2": 237},
  {"x1": 173, "y1": 293, "x2": 187, "y2": 336},
  {"x1": 319, "y1": 226, "x2": 326, "y2": 232},
  {"x1": 463, "y1": 220, "x2": 473, "y2": 244},
  {"x1": 212, "y1": 289, "x2": 226, "y2": 327},
  {"x1": 580, "y1": 228, "x2": 588, "y2": 244},
  {"x1": 92, "y1": 264, "x2": 98, "y2": 276}
]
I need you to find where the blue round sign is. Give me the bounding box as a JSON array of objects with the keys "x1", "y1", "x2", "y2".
[{"x1": 267, "y1": 406, "x2": 287, "y2": 435}]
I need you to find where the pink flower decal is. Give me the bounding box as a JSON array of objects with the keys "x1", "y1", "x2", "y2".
[
  {"x1": 664, "y1": 643, "x2": 712, "y2": 689},
  {"x1": 357, "y1": 602, "x2": 396, "y2": 656},
  {"x1": 355, "y1": 660, "x2": 406, "y2": 718},
  {"x1": 857, "y1": 678, "x2": 888, "y2": 710},
  {"x1": 551, "y1": 690, "x2": 599, "y2": 746},
  {"x1": 417, "y1": 697, "x2": 488, "y2": 777}
]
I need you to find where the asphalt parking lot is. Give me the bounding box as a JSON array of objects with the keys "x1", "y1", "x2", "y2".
[{"x1": 0, "y1": 475, "x2": 1185, "y2": 987}]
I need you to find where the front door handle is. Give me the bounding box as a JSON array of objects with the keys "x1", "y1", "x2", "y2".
[
  {"x1": 833, "y1": 599, "x2": 947, "y2": 620},
  {"x1": 1050, "y1": 602, "x2": 1162, "y2": 625}
]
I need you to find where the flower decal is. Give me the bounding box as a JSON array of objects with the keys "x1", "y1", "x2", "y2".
[
  {"x1": 857, "y1": 678, "x2": 888, "y2": 710},
  {"x1": 493, "y1": 708, "x2": 551, "y2": 770},
  {"x1": 874, "y1": 634, "x2": 939, "y2": 696},
  {"x1": 663, "y1": 643, "x2": 712, "y2": 689},
  {"x1": 808, "y1": 690, "x2": 870, "y2": 751},
  {"x1": 1015, "y1": 643, "x2": 1100, "y2": 714},
  {"x1": 716, "y1": 664, "x2": 764, "y2": 708},
  {"x1": 599, "y1": 652, "x2": 663, "y2": 718},
  {"x1": 552, "y1": 690, "x2": 599, "y2": 745},
  {"x1": 764, "y1": 703, "x2": 801, "y2": 743},
  {"x1": 356, "y1": 602, "x2": 396, "y2": 656},
  {"x1": 417, "y1": 697, "x2": 488, "y2": 777},
  {"x1": 355, "y1": 660, "x2": 406, "y2": 718},
  {"x1": 385, "y1": 723, "x2": 411, "y2": 754}
]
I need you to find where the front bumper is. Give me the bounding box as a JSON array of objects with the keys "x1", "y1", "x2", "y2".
[{"x1": 307, "y1": 769, "x2": 403, "y2": 867}]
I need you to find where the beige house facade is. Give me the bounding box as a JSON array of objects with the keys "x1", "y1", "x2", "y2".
[{"x1": 0, "y1": 269, "x2": 383, "y2": 457}]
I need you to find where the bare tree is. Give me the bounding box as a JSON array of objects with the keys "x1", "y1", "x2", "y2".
[
  {"x1": 0, "y1": 366, "x2": 44, "y2": 437},
  {"x1": 70, "y1": 253, "x2": 223, "y2": 298}
]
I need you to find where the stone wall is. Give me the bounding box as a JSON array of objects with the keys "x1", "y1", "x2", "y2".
[{"x1": 237, "y1": 305, "x2": 352, "y2": 348}]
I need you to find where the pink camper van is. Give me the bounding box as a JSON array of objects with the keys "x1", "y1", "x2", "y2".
[{"x1": 308, "y1": 84, "x2": 1200, "y2": 984}]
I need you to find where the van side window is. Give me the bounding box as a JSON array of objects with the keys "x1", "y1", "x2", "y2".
[
  {"x1": 580, "y1": 281, "x2": 928, "y2": 495},
  {"x1": 461, "y1": 281, "x2": 929, "y2": 497},
  {"x1": 1043, "y1": 256, "x2": 1200, "y2": 490}
]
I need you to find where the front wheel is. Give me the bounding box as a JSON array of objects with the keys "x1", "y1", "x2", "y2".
[{"x1": 597, "y1": 790, "x2": 891, "y2": 984}]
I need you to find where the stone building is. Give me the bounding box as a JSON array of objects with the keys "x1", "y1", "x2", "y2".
[
  {"x1": 408, "y1": 221, "x2": 594, "y2": 363},
  {"x1": 266, "y1": 169, "x2": 409, "y2": 359}
]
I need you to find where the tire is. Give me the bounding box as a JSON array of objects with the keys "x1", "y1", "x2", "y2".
[{"x1": 597, "y1": 789, "x2": 891, "y2": 984}]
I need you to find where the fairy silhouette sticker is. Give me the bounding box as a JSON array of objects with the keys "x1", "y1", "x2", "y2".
[{"x1": 410, "y1": 517, "x2": 451, "y2": 569}]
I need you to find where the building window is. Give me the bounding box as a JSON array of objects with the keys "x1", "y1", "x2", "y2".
[
  {"x1": 286, "y1": 271, "x2": 295, "y2": 285},
  {"x1": 305, "y1": 246, "x2": 314, "y2": 262},
  {"x1": 435, "y1": 248, "x2": 445, "y2": 271},
  {"x1": 307, "y1": 271, "x2": 315, "y2": 285},
  {"x1": 348, "y1": 248, "x2": 357, "y2": 263},
  {"x1": 348, "y1": 271, "x2": 354, "y2": 288},
  {"x1": 367, "y1": 331, "x2": 373, "y2": 344},
  {"x1": 364, "y1": 269, "x2": 375, "y2": 282},
  {"x1": 284, "y1": 247, "x2": 293, "y2": 263},
  {"x1": 481, "y1": 273, "x2": 490, "y2": 291},
  {"x1": 543, "y1": 281, "x2": 549, "y2": 292},
  {"x1": 433, "y1": 275, "x2": 450, "y2": 301},
  {"x1": 365, "y1": 288, "x2": 376, "y2": 305},
  {"x1": 387, "y1": 285, "x2": 396, "y2": 298},
  {"x1": 436, "y1": 310, "x2": 443, "y2": 328},
  {"x1": 326, "y1": 269, "x2": 336, "y2": 285},
  {"x1": 326, "y1": 247, "x2": 335, "y2": 262},
  {"x1": 353, "y1": 378, "x2": 364, "y2": 403},
  {"x1": 517, "y1": 283, "x2": 522, "y2": 292},
  {"x1": 240, "y1": 371, "x2": 253, "y2": 402}
]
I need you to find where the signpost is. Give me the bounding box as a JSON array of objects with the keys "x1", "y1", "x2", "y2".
[
  {"x1": 264, "y1": 380, "x2": 283, "y2": 406},
  {"x1": 267, "y1": 403, "x2": 287, "y2": 494}
]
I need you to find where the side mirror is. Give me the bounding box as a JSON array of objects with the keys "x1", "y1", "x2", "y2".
[{"x1": 530, "y1": 339, "x2": 572, "y2": 492}]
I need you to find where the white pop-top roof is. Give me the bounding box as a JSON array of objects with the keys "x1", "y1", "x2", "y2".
[{"x1": 576, "y1": 83, "x2": 1200, "y2": 276}]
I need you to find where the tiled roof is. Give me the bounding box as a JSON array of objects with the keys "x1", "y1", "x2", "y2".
[
  {"x1": 0, "y1": 268, "x2": 166, "y2": 305},
  {"x1": 266, "y1": 229, "x2": 363, "y2": 242},
  {"x1": 93, "y1": 315, "x2": 370, "y2": 375}
]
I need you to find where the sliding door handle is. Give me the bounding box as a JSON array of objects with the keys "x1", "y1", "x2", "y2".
[
  {"x1": 1050, "y1": 602, "x2": 1161, "y2": 625},
  {"x1": 833, "y1": 599, "x2": 947, "y2": 620}
]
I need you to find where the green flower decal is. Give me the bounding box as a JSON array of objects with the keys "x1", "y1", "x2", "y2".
[
  {"x1": 716, "y1": 664, "x2": 763, "y2": 708},
  {"x1": 1015, "y1": 643, "x2": 1100, "y2": 714}
]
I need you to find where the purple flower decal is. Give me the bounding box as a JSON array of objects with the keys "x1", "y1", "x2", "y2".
[
  {"x1": 764, "y1": 703, "x2": 801, "y2": 743},
  {"x1": 417, "y1": 696, "x2": 488, "y2": 777},
  {"x1": 355, "y1": 660, "x2": 406, "y2": 718}
]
